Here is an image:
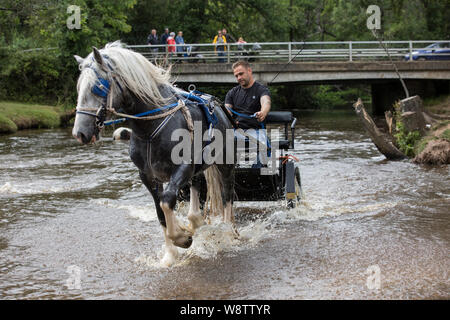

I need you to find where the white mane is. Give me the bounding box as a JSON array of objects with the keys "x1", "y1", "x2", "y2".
[{"x1": 78, "y1": 41, "x2": 175, "y2": 106}]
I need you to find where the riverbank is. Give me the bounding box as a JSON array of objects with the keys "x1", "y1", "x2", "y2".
[
  {"x1": 0, "y1": 101, "x2": 74, "y2": 134},
  {"x1": 413, "y1": 95, "x2": 450, "y2": 165}
]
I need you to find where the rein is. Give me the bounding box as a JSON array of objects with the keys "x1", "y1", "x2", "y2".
[{"x1": 227, "y1": 108, "x2": 265, "y2": 129}]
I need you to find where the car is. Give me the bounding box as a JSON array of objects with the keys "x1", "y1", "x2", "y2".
[{"x1": 404, "y1": 42, "x2": 450, "y2": 61}]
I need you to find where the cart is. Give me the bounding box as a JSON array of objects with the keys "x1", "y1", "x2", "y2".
[{"x1": 179, "y1": 110, "x2": 302, "y2": 209}]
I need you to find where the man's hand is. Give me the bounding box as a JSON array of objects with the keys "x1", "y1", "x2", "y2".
[{"x1": 255, "y1": 111, "x2": 267, "y2": 122}]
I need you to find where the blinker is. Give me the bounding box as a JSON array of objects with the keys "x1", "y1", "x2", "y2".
[{"x1": 92, "y1": 77, "x2": 110, "y2": 99}]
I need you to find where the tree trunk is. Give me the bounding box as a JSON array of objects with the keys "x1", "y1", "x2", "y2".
[
  {"x1": 353, "y1": 98, "x2": 407, "y2": 160},
  {"x1": 398, "y1": 96, "x2": 426, "y2": 134}
]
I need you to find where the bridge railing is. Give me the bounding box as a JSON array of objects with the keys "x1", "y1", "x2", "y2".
[{"x1": 127, "y1": 40, "x2": 449, "y2": 63}]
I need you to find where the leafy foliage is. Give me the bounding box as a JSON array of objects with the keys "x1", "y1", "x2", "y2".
[
  {"x1": 0, "y1": 0, "x2": 448, "y2": 105},
  {"x1": 394, "y1": 121, "x2": 421, "y2": 157}
]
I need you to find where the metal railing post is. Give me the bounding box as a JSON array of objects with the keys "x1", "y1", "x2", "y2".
[
  {"x1": 409, "y1": 41, "x2": 413, "y2": 61},
  {"x1": 227, "y1": 43, "x2": 230, "y2": 63},
  {"x1": 288, "y1": 42, "x2": 292, "y2": 62},
  {"x1": 349, "y1": 41, "x2": 353, "y2": 62}
]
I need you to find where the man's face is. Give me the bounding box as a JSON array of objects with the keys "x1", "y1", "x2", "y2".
[
  {"x1": 152, "y1": 29, "x2": 156, "y2": 35},
  {"x1": 233, "y1": 65, "x2": 252, "y2": 88}
]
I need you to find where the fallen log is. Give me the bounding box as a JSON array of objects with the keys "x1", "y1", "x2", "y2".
[
  {"x1": 353, "y1": 98, "x2": 407, "y2": 160},
  {"x1": 422, "y1": 109, "x2": 450, "y2": 121}
]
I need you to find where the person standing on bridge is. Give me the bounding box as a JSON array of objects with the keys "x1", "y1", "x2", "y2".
[
  {"x1": 225, "y1": 60, "x2": 271, "y2": 129},
  {"x1": 213, "y1": 30, "x2": 227, "y2": 63},
  {"x1": 160, "y1": 27, "x2": 170, "y2": 52},
  {"x1": 167, "y1": 32, "x2": 176, "y2": 55},
  {"x1": 222, "y1": 28, "x2": 236, "y2": 44},
  {"x1": 147, "y1": 29, "x2": 160, "y2": 56},
  {"x1": 175, "y1": 31, "x2": 185, "y2": 61}
]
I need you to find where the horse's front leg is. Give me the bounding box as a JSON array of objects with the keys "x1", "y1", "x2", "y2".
[
  {"x1": 139, "y1": 170, "x2": 179, "y2": 266},
  {"x1": 160, "y1": 164, "x2": 194, "y2": 249}
]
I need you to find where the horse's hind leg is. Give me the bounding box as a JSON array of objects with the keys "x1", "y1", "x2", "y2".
[
  {"x1": 218, "y1": 164, "x2": 235, "y2": 224},
  {"x1": 160, "y1": 164, "x2": 194, "y2": 249},
  {"x1": 188, "y1": 177, "x2": 205, "y2": 231},
  {"x1": 139, "y1": 170, "x2": 178, "y2": 266}
]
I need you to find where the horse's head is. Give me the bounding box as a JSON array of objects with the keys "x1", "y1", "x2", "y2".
[
  {"x1": 73, "y1": 41, "x2": 174, "y2": 144},
  {"x1": 72, "y1": 47, "x2": 122, "y2": 144}
]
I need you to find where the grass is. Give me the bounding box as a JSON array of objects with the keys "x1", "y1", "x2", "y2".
[
  {"x1": 0, "y1": 101, "x2": 62, "y2": 134},
  {"x1": 423, "y1": 94, "x2": 449, "y2": 107},
  {"x1": 414, "y1": 136, "x2": 435, "y2": 155},
  {"x1": 414, "y1": 121, "x2": 450, "y2": 157},
  {"x1": 423, "y1": 94, "x2": 450, "y2": 115},
  {"x1": 441, "y1": 129, "x2": 450, "y2": 141}
]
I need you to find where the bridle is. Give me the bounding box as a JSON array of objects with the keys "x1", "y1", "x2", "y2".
[{"x1": 76, "y1": 61, "x2": 117, "y2": 134}]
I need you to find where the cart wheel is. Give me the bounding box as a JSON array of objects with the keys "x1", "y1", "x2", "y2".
[{"x1": 286, "y1": 165, "x2": 302, "y2": 209}]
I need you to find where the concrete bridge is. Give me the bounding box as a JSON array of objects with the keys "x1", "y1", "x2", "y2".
[
  {"x1": 128, "y1": 40, "x2": 450, "y2": 114},
  {"x1": 171, "y1": 61, "x2": 450, "y2": 85},
  {"x1": 171, "y1": 61, "x2": 450, "y2": 114}
]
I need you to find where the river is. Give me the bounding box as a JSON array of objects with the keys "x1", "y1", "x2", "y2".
[{"x1": 0, "y1": 111, "x2": 448, "y2": 299}]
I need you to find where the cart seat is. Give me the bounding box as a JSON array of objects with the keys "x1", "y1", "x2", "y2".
[{"x1": 265, "y1": 111, "x2": 293, "y2": 124}]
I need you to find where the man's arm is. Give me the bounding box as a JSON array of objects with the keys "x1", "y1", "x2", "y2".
[
  {"x1": 255, "y1": 95, "x2": 271, "y2": 122},
  {"x1": 224, "y1": 89, "x2": 234, "y2": 114}
]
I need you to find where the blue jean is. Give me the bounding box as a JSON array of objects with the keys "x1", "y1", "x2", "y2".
[{"x1": 217, "y1": 47, "x2": 225, "y2": 63}]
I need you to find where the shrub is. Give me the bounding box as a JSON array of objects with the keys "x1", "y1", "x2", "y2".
[{"x1": 394, "y1": 121, "x2": 422, "y2": 157}]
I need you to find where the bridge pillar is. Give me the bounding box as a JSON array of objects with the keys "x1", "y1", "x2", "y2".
[{"x1": 371, "y1": 80, "x2": 450, "y2": 115}]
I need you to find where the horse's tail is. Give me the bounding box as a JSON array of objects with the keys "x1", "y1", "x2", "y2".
[{"x1": 204, "y1": 164, "x2": 224, "y2": 217}]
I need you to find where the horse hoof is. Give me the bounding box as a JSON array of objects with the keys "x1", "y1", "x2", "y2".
[
  {"x1": 161, "y1": 252, "x2": 178, "y2": 267},
  {"x1": 173, "y1": 235, "x2": 193, "y2": 249},
  {"x1": 188, "y1": 214, "x2": 205, "y2": 231}
]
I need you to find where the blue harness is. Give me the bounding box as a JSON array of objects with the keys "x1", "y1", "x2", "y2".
[{"x1": 102, "y1": 90, "x2": 218, "y2": 128}]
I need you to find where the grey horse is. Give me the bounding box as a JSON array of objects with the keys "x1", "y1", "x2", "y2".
[{"x1": 72, "y1": 41, "x2": 235, "y2": 266}]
